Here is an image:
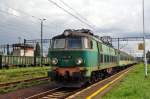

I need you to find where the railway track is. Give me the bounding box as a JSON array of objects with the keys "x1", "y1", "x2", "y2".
[
  {"x1": 0, "y1": 77, "x2": 49, "y2": 89},
  {"x1": 26, "y1": 64, "x2": 135, "y2": 99},
  {"x1": 26, "y1": 87, "x2": 79, "y2": 99}
]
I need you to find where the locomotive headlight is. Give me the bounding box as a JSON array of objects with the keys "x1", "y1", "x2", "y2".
[
  {"x1": 51, "y1": 58, "x2": 58, "y2": 65},
  {"x1": 64, "y1": 31, "x2": 70, "y2": 36},
  {"x1": 75, "y1": 58, "x2": 83, "y2": 65}
]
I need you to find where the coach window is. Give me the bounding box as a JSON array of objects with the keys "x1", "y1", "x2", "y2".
[
  {"x1": 104, "y1": 55, "x2": 107, "y2": 63},
  {"x1": 101, "y1": 54, "x2": 103, "y2": 63},
  {"x1": 107, "y1": 55, "x2": 108, "y2": 63},
  {"x1": 113, "y1": 56, "x2": 115, "y2": 62},
  {"x1": 115, "y1": 56, "x2": 117, "y2": 62},
  {"x1": 114, "y1": 56, "x2": 116, "y2": 62},
  {"x1": 107, "y1": 55, "x2": 109, "y2": 63},
  {"x1": 112, "y1": 56, "x2": 114, "y2": 62},
  {"x1": 110, "y1": 56, "x2": 112, "y2": 62},
  {"x1": 110, "y1": 56, "x2": 111, "y2": 62},
  {"x1": 84, "y1": 37, "x2": 93, "y2": 49},
  {"x1": 120, "y1": 55, "x2": 122, "y2": 60}
]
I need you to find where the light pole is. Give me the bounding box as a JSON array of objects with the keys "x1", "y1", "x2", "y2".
[
  {"x1": 142, "y1": 0, "x2": 148, "y2": 77},
  {"x1": 18, "y1": 37, "x2": 21, "y2": 44},
  {"x1": 118, "y1": 38, "x2": 120, "y2": 65},
  {"x1": 40, "y1": 18, "x2": 46, "y2": 66}
]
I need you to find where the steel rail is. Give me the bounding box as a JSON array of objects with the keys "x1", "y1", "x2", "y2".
[{"x1": 0, "y1": 77, "x2": 48, "y2": 88}]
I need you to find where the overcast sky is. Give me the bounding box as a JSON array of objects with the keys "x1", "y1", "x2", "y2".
[{"x1": 0, "y1": 0, "x2": 150, "y2": 56}]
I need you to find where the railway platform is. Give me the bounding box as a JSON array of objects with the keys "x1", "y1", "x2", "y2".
[{"x1": 67, "y1": 66, "x2": 133, "y2": 99}]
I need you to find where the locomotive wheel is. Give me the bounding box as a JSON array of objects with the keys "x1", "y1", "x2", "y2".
[
  {"x1": 106, "y1": 68, "x2": 113, "y2": 74},
  {"x1": 83, "y1": 79, "x2": 91, "y2": 87},
  {"x1": 91, "y1": 72, "x2": 99, "y2": 82},
  {"x1": 91, "y1": 72, "x2": 96, "y2": 82}
]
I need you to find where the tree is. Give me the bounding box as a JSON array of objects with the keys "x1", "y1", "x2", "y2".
[
  {"x1": 34, "y1": 42, "x2": 40, "y2": 57},
  {"x1": 34, "y1": 42, "x2": 41, "y2": 66},
  {"x1": 7, "y1": 44, "x2": 10, "y2": 55},
  {"x1": 146, "y1": 50, "x2": 150, "y2": 64}
]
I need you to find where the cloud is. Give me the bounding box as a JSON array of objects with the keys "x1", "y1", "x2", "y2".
[
  {"x1": 8, "y1": 8, "x2": 20, "y2": 16},
  {"x1": 0, "y1": 0, "x2": 150, "y2": 54}
]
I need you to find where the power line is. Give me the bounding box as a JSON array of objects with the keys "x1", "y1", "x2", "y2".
[
  {"x1": 0, "y1": 16, "x2": 39, "y2": 31},
  {"x1": 0, "y1": 19, "x2": 57, "y2": 38},
  {"x1": 1, "y1": 4, "x2": 91, "y2": 33},
  {"x1": 0, "y1": 9, "x2": 19, "y2": 17},
  {"x1": 6, "y1": 6, "x2": 62, "y2": 26},
  {"x1": 59, "y1": 0, "x2": 95, "y2": 27},
  {"x1": 0, "y1": 3, "x2": 95, "y2": 36},
  {"x1": 0, "y1": 9, "x2": 39, "y2": 25},
  {"x1": 0, "y1": 24, "x2": 39, "y2": 35},
  {"x1": 12, "y1": 8, "x2": 40, "y2": 20},
  {"x1": 1, "y1": 4, "x2": 41, "y2": 20},
  {"x1": 0, "y1": 7, "x2": 60, "y2": 31},
  {"x1": 0, "y1": 9, "x2": 57, "y2": 33},
  {"x1": 2, "y1": 5, "x2": 60, "y2": 27},
  {"x1": 47, "y1": 0, "x2": 95, "y2": 29}
]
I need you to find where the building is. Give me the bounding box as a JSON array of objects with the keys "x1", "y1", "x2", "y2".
[{"x1": 12, "y1": 43, "x2": 34, "y2": 56}]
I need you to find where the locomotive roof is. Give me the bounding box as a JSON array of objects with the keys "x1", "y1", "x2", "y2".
[{"x1": 52, "y1": 29, "x2": 103, "y2": 43}]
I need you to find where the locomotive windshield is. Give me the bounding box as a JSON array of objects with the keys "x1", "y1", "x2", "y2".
[
  {"x1": 53, "y1": 38, "x2": 65, "y2": 48},
  {"x1": 68, "y1": 38, "x2": 82, "y2": 49},
  {"x1": 52, "y1": 37, "x2": 92, "y2": 49}
]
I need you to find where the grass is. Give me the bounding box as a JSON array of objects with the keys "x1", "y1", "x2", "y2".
[
  {"x1": 0, "y1": 66, "x2": 50, "y2": 84},
  {"x1": 0, "y1": 66, "x2": 51, "y2": 94},
  {"x1": 102, "y1": 63, "x2": 150, "y2": 99}
]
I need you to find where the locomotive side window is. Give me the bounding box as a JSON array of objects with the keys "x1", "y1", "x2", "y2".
[
  {"x1": 68, "y1": 38, "x2": 82, "y2": 49},
  {"x1": 53, "y1": 39, "x2": 66, "y2": 48},
  {"x1": 83, "y1": 37, "x2": 92, "y2": 49}
]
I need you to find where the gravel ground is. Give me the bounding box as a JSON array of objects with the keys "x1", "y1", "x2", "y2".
[{"x1": 0, "y1": 82, "x2": 57, "y2": 99}]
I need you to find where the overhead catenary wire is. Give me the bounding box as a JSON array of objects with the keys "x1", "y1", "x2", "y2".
[
  {"x1": 0, "y1": 4, "x2": 41, "y2": 21},
  {"x1": 0, "y1": 8, "x2": 57, "y2": 34},
  {"x1": 0, "y1": 24, "x2": 39, "y2": 36},
  {"x1": 1, "y1": 5, "x2": 62, "y2": 28},
  {"x1": 0, "y1": 3, "x2": 94, "y2": 34},
  {"x1": 0, "y1": 1, "x2": 95, "y2": 36},
  {"x1": 0, "y1": 9, "x2": 39, "y2": 25},
  {"x1": 0, "y1": 23, "x2": 56, "y2": 40},
  {"x1": 8, "y1": 7, "x2": 41, "y2": 20},
  {"x1": 47, "y1": 0, "x2": 95, "y2": 30},
  {"x1": 0, "y1": 14, "x2": 40, "y2": 33},
  {"x1": 59, "y1": 0, "x2": 95, "y2": 27}
]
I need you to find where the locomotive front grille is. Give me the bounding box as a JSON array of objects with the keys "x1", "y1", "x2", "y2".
[{"x1": 55, "y1": 67, "x2": 84, "y2": 76}]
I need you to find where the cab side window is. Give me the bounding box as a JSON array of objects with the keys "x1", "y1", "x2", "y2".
[{"x1": 84, "y1": 37, "x2": 93, "y2": 49}]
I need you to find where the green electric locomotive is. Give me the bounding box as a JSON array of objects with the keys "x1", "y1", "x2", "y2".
[{"x1": 48, "y1": 29, "x2": 135, "y2": 87}]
